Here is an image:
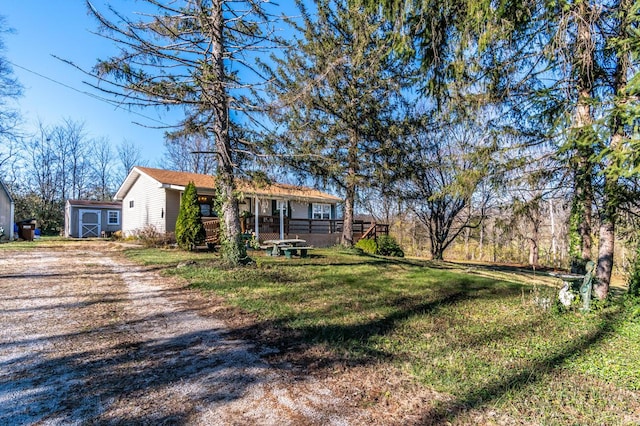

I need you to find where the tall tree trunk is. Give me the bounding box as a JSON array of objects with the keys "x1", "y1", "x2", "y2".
[
  {"x1": 464, "y1": 226, "x2": 471, "y2": 260},
  {"x1": 594, "y1": 0, "x2": 631, "y2": 299},
  {"x1": 478, "y1": 219, "x2": 484, "y2": 261},
  {"x1": 430, "y1": 217, "x2": 445, "y2": 260},
  {"x1": 209, "y1": 1, "x2": 245, "y2": 264},
  {"x1": 595, "y1": 188, "x2": 615, "y2": 299},
  {"x1": 572, "y1": 0, "x2": 596, "y2": 264},
  {"x1": 464, "y1": 204, "x2": 471, "y2": 260},
  {"x1": 529, "y1": 237, "x2": 539, "y2": 266},
  {"x1": 341, "y1": 130, "x2": 359, "y2": 247},
  {"x1": 342, "y1": 183, "x2": 355, "y2": 246},
  {"x1": 549, "y1": 198, "x2": 557, "y2": 265}
]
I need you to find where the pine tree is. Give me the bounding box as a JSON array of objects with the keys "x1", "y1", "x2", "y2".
[
  {"x1": 355, "y1": 0, "x2": 640, "y2": 299},
  {"x1": 175, "y1": 182, "x2": 206, "y2": 251},
  {"x1": 82, "y1": 0, "x2": 276, "y2": 265},
  {"x1": 263, "y1": 0, "x2": 408, "y2": 246}
]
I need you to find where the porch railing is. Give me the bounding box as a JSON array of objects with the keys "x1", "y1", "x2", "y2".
[
  {"x1": 203, "y1": 216, "x2": 388, "y2": 243},
  {"x1": 245, "y1": 217, "x2": 388, "y2": 238}
]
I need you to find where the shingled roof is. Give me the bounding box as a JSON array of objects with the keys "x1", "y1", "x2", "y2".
[
  {"x1": 67, "y1": 200, "x2": 122, "y2": 209},
  {"x1": 115, "y1": 167, "x2": 342, "y2": 203}
]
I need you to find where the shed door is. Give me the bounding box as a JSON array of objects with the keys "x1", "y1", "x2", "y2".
[{"x1": 79, "y1": 209, "x2": 101, "y2": 238}]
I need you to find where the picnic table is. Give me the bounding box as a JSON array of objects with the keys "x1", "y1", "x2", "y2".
[{"x1": 261, "y1": 239, "x2": 314, "y2": 258}]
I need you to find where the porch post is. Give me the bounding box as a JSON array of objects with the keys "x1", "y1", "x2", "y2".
[
  {"x1": 254, "y1": 196, "x2": 259, "y2": 241},
  {"x1": 279, "y1": 200, "x2": 285, "y2": 240}
]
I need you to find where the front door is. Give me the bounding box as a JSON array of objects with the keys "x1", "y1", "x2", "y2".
[{"x1": 79, "y1": 209, "x2": 101, "y2": 238}]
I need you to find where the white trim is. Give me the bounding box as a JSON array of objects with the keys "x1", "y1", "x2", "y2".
[
  {"x1": 79, "y1": 209, "x2": 102, "y2": 238},
  {"x1": 107, "y1": 210, "x2": 120, "y2": 226},
  {"x1": 312, "y1": 203, "x2": 331, "y2": 220},
  {"x1": 279, "y1": 200, "x2": 285, "y2": 240},
  {"x1": 254, "y1": 196, "x2": 259, "y2": 240}
]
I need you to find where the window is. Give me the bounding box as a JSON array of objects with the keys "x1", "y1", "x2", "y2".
[
  {"x1": 200, "y1": 204, "x2": 212, "y2": 217},
  {"x1": 107, "y1": 211, "x2": 120, "y2": 225},
  {"x1": 312, "y1": 203, "x2": 331, "y2": 220},
  {"x1": 273, "y1": 200, "x2": 288, "y2": 216},
  {"x1": 129, "y1": 200, "x2": 134, "y2": 208},
  {"x1": 277, "y1": 200, "x2": 287, "y2": 215}
]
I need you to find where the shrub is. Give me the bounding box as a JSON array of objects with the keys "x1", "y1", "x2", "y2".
[
  {"x1": 376, "y1": 235, "x2": 404, "y2": 257},
  {"x1": 628, "y1": 244, "x2": 640, "y2": 298},
  {"x1": 355, "y1": 238, "x2": 377, "y2": 255},
  {"x1": 133, "y1": 225, "x2": 174, "y2": 248},
  {"x1": 175, "y1": 181, "x2": 206, "y2": 250}
]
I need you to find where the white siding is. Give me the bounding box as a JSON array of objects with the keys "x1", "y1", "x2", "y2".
[
  {"x1": 121, "y1": 174, "x2": 168, "y2": 236},
  {"x1": 0, "y1": 187, "x2": 13, "y2": 238},
  {"x1": 64, "y1": 203, "x2": 72, "y2": 237}
]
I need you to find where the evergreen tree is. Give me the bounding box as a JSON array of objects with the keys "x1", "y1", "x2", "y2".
[
  {"x1": 175, "y1": 182, "x2": 206, "y2": 250},
  {"x1": 83, "y1": 0, "x2": 276, "y2": 265},
  {"x1": 356, "y1": 0, "x2": 640, "y2": 299},
  {"x1": 262, "y1": 0, "x2": 408, "y2": 246}
]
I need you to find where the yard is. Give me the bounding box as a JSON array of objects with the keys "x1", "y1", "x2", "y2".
[
  {"x1": 128, "y1": 245, "x2": 640, "y2": 424},
  {"x1": 1, "y1": 239, "x2": 638, "y2": 424}
]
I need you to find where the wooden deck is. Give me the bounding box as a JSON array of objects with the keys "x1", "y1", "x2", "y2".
[{"x1": 201, "y1": 217, "x2": 388, "y2": 246}]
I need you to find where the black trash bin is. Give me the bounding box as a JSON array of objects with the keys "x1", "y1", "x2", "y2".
[{"x1": 17, "y1": 219, "x2": 36, "y2": 241}]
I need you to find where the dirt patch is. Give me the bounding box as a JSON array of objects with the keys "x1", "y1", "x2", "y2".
[{"x1": 0, "y1": 242, "x2": 440, "y2": 425}]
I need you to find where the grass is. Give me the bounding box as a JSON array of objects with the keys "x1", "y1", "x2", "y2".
[
  {"x1": 2, "y1": 237, "x2": 634, "y2": 422},
  {"x1": 8, "y1": 238, "x2": 632, "y2": 423},
  {"x1": 120, "y1": 246, "x2": 640, "y2": 423}
]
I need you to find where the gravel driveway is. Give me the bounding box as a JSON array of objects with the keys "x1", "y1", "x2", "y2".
[{"x1": 0, "y1": 242, "x2": 388, "y2": 425}]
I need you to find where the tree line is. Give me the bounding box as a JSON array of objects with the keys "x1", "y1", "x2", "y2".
[
  {"x1": 1, "y1": 0, "x2": 638, "y2": 301},
  {"x1": 0, "y1": 116, "x2": 148, "y2": 234}
]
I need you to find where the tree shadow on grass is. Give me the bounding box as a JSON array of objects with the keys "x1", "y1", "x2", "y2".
[
  {"x1": 226, "y1": 288, "x2": 485, "y2": 370},
  {"x1": 220, "y1": 277, "x2": 629, "y2": 424},
  {"x1": 414, "y1": 309, "x2": 626, "y2": 424}
]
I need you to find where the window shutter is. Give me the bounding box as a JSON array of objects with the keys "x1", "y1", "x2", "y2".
[
  {"x1": 271, "y1": 200, "x2": 277, "y2": 215},
  {"x1": 308, "y1": 203, "x2": 313, "y2": 219},
  {"x1": 331, "y1": 204, "x2": 336, "y2": 220}
]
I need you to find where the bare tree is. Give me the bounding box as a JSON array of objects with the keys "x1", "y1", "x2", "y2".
[
  {"x1": 20, "y1": 124, "x2": 64, "y2": 233},
  {"x1": 163, "y1": 132, "x2": 215, "y2": 174},
  {"x1": 397, "y1": 120, "x2": 493, "y2": 261},
  {"x1": 48, "y1": 119, "x2": 90, "y2": 200},
  {"x1": 90, "y1": 137, "x2": 115, "y2": 200},
  {"x1": 0, "y1": 16, "x2": 22, "y2": 176},
  {"x1": 117, "y1": 139, "x2": 147, "y2": 183}
]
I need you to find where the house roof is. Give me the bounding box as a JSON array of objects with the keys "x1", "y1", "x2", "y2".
[
  {"x1": 67, "y1": 200, "x2": 122, "y2": 209},
  {"x1": 114, "y1": 166, "x2": 342, "y2": 203}
]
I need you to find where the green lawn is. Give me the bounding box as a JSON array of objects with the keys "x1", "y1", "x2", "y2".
[{"x1": 125, "y1": 246, "x2": 639, "y2": 423}]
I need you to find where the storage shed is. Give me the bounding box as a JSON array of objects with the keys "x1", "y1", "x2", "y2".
[{"x1": 64, "y1": 200, "x2": 122, "y2": 238}]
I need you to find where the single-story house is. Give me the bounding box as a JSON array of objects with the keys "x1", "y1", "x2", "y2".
[
  {"x1": 0, "y1": 179, "x2": 15, "y2": 241},
  {"x1": 64, "y1": 200, "x2": 123, "y2": 238},
  {"x1": 114, "y1": 166, "x2": 352, "y2": 246}
]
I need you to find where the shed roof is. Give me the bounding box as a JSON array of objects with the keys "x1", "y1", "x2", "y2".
[
  {"x1": 67, "y1": 200, "x2": 122, "y2": 209},
  {"x1": 114, "y1": 167, "x2": 342, "y2": 203}
]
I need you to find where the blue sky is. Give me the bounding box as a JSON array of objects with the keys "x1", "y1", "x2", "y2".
[
  {"x1": 2, "y1": 1, "x2": 181, "y2": 165},
  {"x1": 3, "y1": 1, "x2": 294, "y2": 167}
]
